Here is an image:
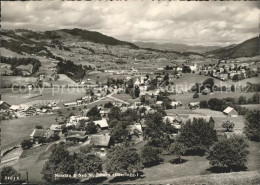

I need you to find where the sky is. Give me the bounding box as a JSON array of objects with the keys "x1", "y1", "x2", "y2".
[{"x1": 2, "y1": 1, "x2": 260, "y2": 46}]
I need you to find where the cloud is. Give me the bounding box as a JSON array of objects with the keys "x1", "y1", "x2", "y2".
[{"x1": 2, "y1": 1, "x2": 259, "y2": 46}]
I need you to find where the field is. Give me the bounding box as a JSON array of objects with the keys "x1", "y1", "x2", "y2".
[
  {"x1": 1, "y1": 87, "x2": 85, "y2": 105},
  {"x1": 1, "y1": 76, "x2": 38, "y2": 88},
  {"x1": 240, "y1": 104, "x2": 260, "y2": 111},
  {"x1": 169, "y1": 92, "x2": 257, "y2": 106},
  {"x1": 1, "y1": 114, "x2": 57, "y2": 148}
]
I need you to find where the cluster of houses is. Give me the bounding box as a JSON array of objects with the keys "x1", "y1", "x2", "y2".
[
  {"x1": 0, "y1": 100, "x2": 54, "y2": 119},
  {"x1": 197, "y1": 61, "x2": 258, "y2": 81}
]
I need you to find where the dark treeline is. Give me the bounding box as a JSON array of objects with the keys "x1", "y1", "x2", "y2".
[{"x1": 1, "y1": 56, "x2": 41, "y2": 75}]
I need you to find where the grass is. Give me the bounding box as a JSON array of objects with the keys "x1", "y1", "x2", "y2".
[
  {"x1": 1, "y1": 87, "x2": 85, "y2": 105},
  {"x1": 213, "y1": 116, "x2": 245, "y2": 131},
  {"x1": 1, "y1": 114, "x2": 57, "y2": 148},
  {"x1": 169, "y1": 92, "x2": 257, "y2": 106},
  {"x1": 1, "y1": 76, "x2": 38, "y2": 88},
  {"x1": 130, "y1": 171, "x2": 260, "y2": 185},
  {"x1": 240, "y1": 104, "x2": 260, "y2": 111}
]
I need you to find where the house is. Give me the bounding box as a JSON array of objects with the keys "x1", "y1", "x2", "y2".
[
  {"x1": 156, "y1": 101, "x2": 163, "y2": 105},
  {"x1": 188, "y1": 102, "x2": 200, "y2": 109},
  {"x1": 64, "y1": 102, "x2": 77, "y2": 107},
  {"x1": 65, "y1": 131, "x2": 88, "y2": 142},
  {"x1": 223, "y1": 106, "x2": 238, "y2": 117},
  {"x1": 30, "y1": 129, "x2": 55, "y2": 143},
  {"x1": 93, "y1": 119, "x2": 109, "y2": 130},
  {"x1": 171, "y1": 101, "x2": 182, "y2": 108},
  {"x1": 0, "y1": 101, "x2": 11, "y2": 110},
  {"x1": 89, "y1": 134, "x2": 113, "y2": 150},
  {"x1": 67, "y1": 116, "x2": 89, "y2": 127},
  {"x1": 127, "y1": 123, "x2": 143, "y2": 141},
  {"x1": 100, "y1": 108, "x2": 111, "y2": 118},
  {"x1": 50, "y1": 124, "x2": 62, "y2": 133},
  {"x1": 16, "y1": 105, "x2": 36, "y2": 117}
]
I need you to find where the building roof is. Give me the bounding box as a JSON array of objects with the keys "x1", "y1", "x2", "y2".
[
  {"x1": 67, "y1": 130, "x2": 87, "y2": 136},
  {"x1": 10, "y1": 105, "x2": 20, "y2": 110},
  {"x1": 127, "y1": 123, "x2": 143, "y2": 135},
  {"x1": 30, "y1": 129, "x2": 54, "y2": 138},
  {"x1": 50, "y1": 124, "x2": 62, "y2": 131},
  {"x1": 93, "y1": 119, "x2": 109, "y2": 128},
  {"x1": 90, "y1": 134, "x2": 111, "y2": 147},
  {"x1": 223, "y1": 106, "x2": 236, "y2": 114}
]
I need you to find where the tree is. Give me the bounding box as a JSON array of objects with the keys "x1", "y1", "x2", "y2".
[
  {"x1": 207, "y1": 135, "x2": 249, "y2": 171},
  {"x1": 232, "y1": 74, "x2": 240, "y2": 82},
  {"x1": 134, "y1": 86, "x2": 140, "y2": 98},
  {"x1": 169, "y1": 142, "x2": 186, "y2": 163},
  {"x1": 21, "y1": 139, "x2": 33, "y2": 150},
  {"x1": 222, "y1": 120, "x2": 235, "y2": 132},
  {"x1": 87, "y1": 106, "x2": 101, "y2": 121},
  {"x1": 42, "y1": 144, "x2": 75, "y2": 182},
  {"x1": 208, "y1": 98, "x2": 226, "y2": 111},
  {"x1": 244, "y1": 110, "x2": 260, "y2": 141},
  {"x1": 144, "y1": 112, "x2": 171, "y2": 148},
  {"x1": 110, "y1": 121, "x2": 129, "y2": 143},
  {"x1": 108, "y1": 106, "x2": 121, "y2": 121},
  {"x1": 74, "y1": 153, "x2": 102, "y2": 178},
  {"x1": 1, "y1": 166, "x2": 21, "y2": 183},
  {"x1": 238, "y1": 96, "x2": 247, "y2": 105},
  {"x1": 231, "y1": 84, "x2": 235, "y2": 92},
  {"x1": 141, "y1": 145, "x2": 162, "y2": 167},
  {"x1": 182, "y1": 66, "x2": 191, "y2": 73},
  {"x1": 251, "y1": 93, "x2": 260, "y2": 104},
  {"x1": 38, "y1": 137, "x2": 48, "y2": 145},
  {"x1": 106, "y1": 145, "x2": 143, "y2": 175},
  {"x1": 85, "y1": 121, "x2": 98, "y2": 134},
  {"x1": 177, "y1": 118, "x2": 217, "y2": 155},
  {"x1": 35, "y1": 125, "x2": 43, "y2": 129},
  {"x1": 203, "y1": 78, "x2": 214, "y2": 91},
  {"x1": 193, "y1": 92, "x2": 199, "y2": 98},
  {"x1": 199, "y1": 100, "x2": 208, "y2": 108},
  {"x1": 104, "y1": 101, "x2": 114, "y2": 108}
]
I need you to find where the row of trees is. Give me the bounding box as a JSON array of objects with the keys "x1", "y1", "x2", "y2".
[{"x1": 42, "y1": 143, "x2": 143, "y2": 183}]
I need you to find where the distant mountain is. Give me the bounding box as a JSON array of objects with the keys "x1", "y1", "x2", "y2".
[
  {"x1": 206, "y1": 36, "x2": 260, "y2": 59},
  {"x1": 134, "y1": 42, "x2": 220, "y2": 53}
]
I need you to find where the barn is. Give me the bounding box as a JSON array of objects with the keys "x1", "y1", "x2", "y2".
[{"x1": 223, "y1": 106, "x2": 238, "y2": 117}]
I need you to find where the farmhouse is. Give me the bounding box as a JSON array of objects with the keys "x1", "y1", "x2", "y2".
[
  {"x1": 93, "y1": 119, "x2": 109, "y2": 130},
  {"x1": 223, "y1": 106, "x2": 238, "y2": 117},
  {"x1": 188, "y1": 102, "x2": 200, "y2": 109},
  {"x1": 0, "y1": 101, "x2": 11, "y2": 110},
  {"x1": 50, "y1": 124, "x2": 62, "y2": 133},
  {"x1": 89, "y1": 134, "x2": 112, "y2": 150},
  {"x1": 30, "y1": 129, "x2": 55, "y2": 143},
  {"x1": 127, "y1": 123, "x2": 143, "y2": 141},
  {"x1": 64, "y1": 102, "x2": 77, "y2": 107}
]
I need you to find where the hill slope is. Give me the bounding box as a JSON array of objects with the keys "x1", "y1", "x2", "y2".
[
  {"x1": 134, "y1": 41, "x2": 220, "y2": 53},
  {"x1": 206, "y1": 36, "x2": 260, "y2": 59}
]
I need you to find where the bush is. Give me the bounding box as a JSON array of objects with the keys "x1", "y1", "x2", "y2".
[
  {"x1": 199, "y1": 100, "x2": 208, "y2": 108},
  {"x1": 207, "y1": 135, "x2": 249, "y2": 171},
  {"x1": 21, "y1": 139, "x2": 33, "y2": 150},
  {"x1": 141, "y1": 145, "x2": 163, "y2": 167},
  {"x1": 222, "y1": 120, "x2": 235, "y2": 132},
  {"x1": 244, "y1": 110, "x2": 260, "y2": 141},
  {"x1": 193, "y1": 92, "x2": 199, "y2": 98}
]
